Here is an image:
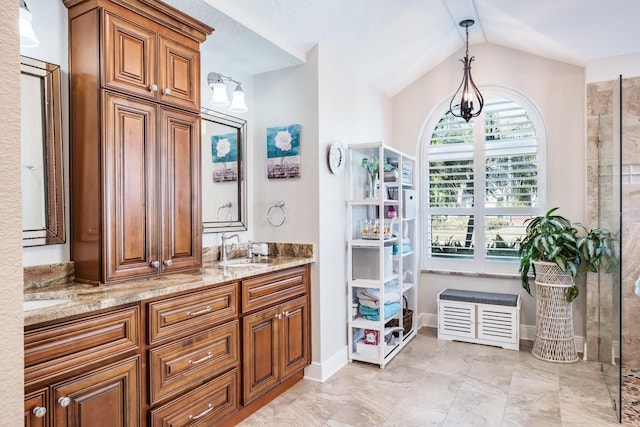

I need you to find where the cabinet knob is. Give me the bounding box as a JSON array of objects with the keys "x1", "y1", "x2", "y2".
[
  {"x1": 150, "y1": 260, "x2": 160, "y2": 268},
  {"x1": 283, "y1": 311, "x2": 290, "y2": 317},
  {"x1": 162, "y1": 87, "x2": 171, "y2": 95},
  {"x1": 275, "y1": 313, "x2": 282, "y2": 320},
  {"x1": 149, "y1": 84, "x2": 158, "y2": 92},
  {"x1": 32, "y1": 407, "x2": 47, "y2": 418},
  {"x1": 163, "y1": 259, "x2": 173, "y2": 266},
  {"x1": 58, "y1": 397, "x2": 71, "y2": 408}
]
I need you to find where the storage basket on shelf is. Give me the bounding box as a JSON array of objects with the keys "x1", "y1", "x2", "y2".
[
  {"x1": 531, "y1": 260, "x2": 578, "y2": 363},
  {"x1": 386, "y1": 296, "x2": 413, "y2": 335}
]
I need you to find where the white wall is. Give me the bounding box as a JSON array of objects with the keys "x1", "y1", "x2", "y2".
[
  {"x1": 586, "y1": 52, "x2": 640, "y2": 83},
  {"x1": 21, "y1": 0, "x2": 70, "y2": 266},
  {"x1": 316, "y1": 46, "x2": 392, "y2": 375},
  {"x1": 392, "y1": 43, "x2": 587, "y2": 335},
  {"x1": 199, "y1": 38, "x2": 255, "y2": 248},
  {"x1": 1, "y1": 2, "x2": 25, "y2": 424}
]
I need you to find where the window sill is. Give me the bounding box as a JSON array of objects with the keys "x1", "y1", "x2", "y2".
[{"x1": 421, "y1": 268, "x2": 521, "y2": 280}]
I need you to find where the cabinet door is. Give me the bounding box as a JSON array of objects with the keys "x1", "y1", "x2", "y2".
[
  {"x1": 103, "y1": 92, "x2": 158, "y2": 281},
  {"x1": 158, "y1": 36, "x2": 200, "y2": 111},
  {"x1": 242, "y1": 306, "x2": 280, "y2": 404},
  {"x1": 103, "y1": 11, "x2": 157, "y2": 101},
  {"x1": 53, "y1": 356, "x2": 140, "y2": 427},
  {"x1": 24, "y1": 388, "x2": 48, "y2": 427},
  {"x1": 159, "y1": 108, "x2": 201, "y2": 273},
  {"x1": 279, "y1": 296, "x2": 310, "y2": 381}
]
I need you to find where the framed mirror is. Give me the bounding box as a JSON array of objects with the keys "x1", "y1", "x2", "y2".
[
  {"x1": 21, "y1": 56, "x2": 65, "y2": 247},
  {"x1": 201, "y1": 109, "x2": 247, "y2": 232}
]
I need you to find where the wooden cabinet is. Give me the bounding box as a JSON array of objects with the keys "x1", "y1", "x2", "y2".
[
  {"x1": 145, "y1": 283, "x2": 240, "y2": 424},
  {"x1": 240, "y1": 266, "x2": 311, "y2": 404},
  {"x1": 64, "y1": 0, "x2": 212, "y2": 284},
  {"x1": 24, "y1": 305, "x2": 141, "y2": 427},
  {"x1": 102, "y1": 92, "x2": 200, "y2": 281},
  {"x1": 103, "y1": 9, "x2": 201, "y2": 111},
  {"x1": 242, "y1": 296, "x2": 309, "y2": 403},
  {"x1": 52, "y1": 356, "x2": 140, "y2": 427},
  {"x1": 24, "y1": 389, "x2": 48, "y2": 427}
]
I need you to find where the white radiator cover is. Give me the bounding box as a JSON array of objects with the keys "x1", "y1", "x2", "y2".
[{"x1": 437, "y1": 292, "x2": 520, "y2": 351}]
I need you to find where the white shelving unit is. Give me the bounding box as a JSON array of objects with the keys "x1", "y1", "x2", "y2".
[{"x1": 347, "y1": 142, "x2": 418, "y2": 368}]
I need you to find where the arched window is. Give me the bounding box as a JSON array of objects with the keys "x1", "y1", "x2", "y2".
[{"x1": 421, "y1": 90, "x2": 546, "y2": 274}]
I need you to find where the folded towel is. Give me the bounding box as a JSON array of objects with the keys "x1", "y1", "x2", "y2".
[
  {"x1": 356, "y1": 283, "x2": 400, "y2": 305},
  {"x1": 358, "y1": 302, "x2": 401, "y2": 321}
]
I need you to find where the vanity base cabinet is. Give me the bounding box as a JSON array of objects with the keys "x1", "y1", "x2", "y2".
[
  {"x1": 240, "y1": 266, "x2": 311, "y2": 405},
  {"x1": 24, "y1": 305, "x2": 142, "y2": 427}
]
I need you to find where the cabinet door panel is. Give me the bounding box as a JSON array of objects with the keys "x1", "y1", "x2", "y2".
[
  {"x1": 103, "y1": 12, "x2": 156, "y2": 100},
  {"x1": 242, "y1": 307, "x2": 279, "y2": 404},
  {"x1": 53, "y1": 356, "x2": 140, "y2": 427},
  {"x1": 158, "y1": 36, "x2": 199, "y2": 111},
  {"x1": 280, "y1": 296, "x2": 310, "y2": 380},
  {"x1": 160, "y1": 108, "x2": 201, "y2": 273},
  {"x1": 24, "y1": 388, "x2": 49, "y2": 427},
  {"x1": 103, "y1": 92, "x2": 157, "y2": 281}
]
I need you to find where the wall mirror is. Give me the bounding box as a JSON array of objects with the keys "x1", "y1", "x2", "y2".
[
  {"x1": 201, "y1": 109, "x2": 247, "y2": 232},
  {"x1": 21, "y1": 56, "x2": 65, "y2": 247}
]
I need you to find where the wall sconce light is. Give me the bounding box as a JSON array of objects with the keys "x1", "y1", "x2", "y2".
[
  {"x1": 207, "y1": 72, "x2": 248, "y2": 113},
  {"x1": 19, "y1": 0, "x2": 39, "y2": 48},
  {"x1": 449, "y1": 19, "x2": 483, "y2": 122}
]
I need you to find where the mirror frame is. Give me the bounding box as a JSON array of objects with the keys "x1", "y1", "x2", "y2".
[
  {"x1": 201, "y1": 109, "x2": 247, "y2": 233},
  {"x1": 21, "y1": 56, "x2": 65, "y2": 247}
]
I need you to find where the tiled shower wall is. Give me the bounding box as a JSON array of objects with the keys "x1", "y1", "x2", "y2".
[{"x1": 586, "y1": 77, "x2": 640, "y2": 367}]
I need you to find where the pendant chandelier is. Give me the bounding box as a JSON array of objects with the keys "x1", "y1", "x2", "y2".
[{"x1": 449, "y1": 19, "x2": 483, "y2": 123}]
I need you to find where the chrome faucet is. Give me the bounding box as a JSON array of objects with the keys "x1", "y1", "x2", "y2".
[{"x1": 220, "y1": 233, "x2": 240, "y2": 262}]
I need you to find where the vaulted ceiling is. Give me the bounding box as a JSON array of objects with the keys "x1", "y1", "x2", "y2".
[{"x1": 165, "y1": 0, "x2": 640, "y2": 96}]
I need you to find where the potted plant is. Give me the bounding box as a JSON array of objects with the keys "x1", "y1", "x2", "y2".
[
  {"x1": 361, "y1": 157, "x2": 393, "y2": 198},
  {"x1": 518, "y1": 207, "x2": 614, "y2": 302}
]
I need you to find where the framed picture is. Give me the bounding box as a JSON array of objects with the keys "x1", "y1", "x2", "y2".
[
  {"x1": 267, "y1": 124, "x2": 300, "y2": 179},
  {"x1": 211, "y1": 132, "x2": 238, "y2": 182}
]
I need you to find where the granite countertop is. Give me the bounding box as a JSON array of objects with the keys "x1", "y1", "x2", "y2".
[{"x1": 24, "y1": 254, "x2": 314, "y2": 327}]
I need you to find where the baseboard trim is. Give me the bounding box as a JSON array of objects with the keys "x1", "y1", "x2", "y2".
[{"x1": 304, "y1": 346, "x2": 349, "y2": 383}]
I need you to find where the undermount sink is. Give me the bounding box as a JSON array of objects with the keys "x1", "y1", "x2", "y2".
[
  {"x1": 23, "y1": 298, "x2": 70, "y2": 311},
  {"x1": 218, "y1": 258, "x2": 272, "y2": 268}
]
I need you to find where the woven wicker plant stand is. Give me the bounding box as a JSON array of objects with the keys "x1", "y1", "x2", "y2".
[{"x1": 531, "y1": 260, "x2": 579, "y2": 363}]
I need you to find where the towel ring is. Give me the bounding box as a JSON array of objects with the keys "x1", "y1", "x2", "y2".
[
  {"x1": 267, "y1": 201, "x2": 286, "y2": 227},
  {"x1": 216, "y1": 202, "x2": 233, "y2": 221}
]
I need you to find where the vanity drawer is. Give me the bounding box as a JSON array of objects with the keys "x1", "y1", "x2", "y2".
[
  {"x1": 148, "y1": 320, "x2": 239, "y2": 405},
  {"x1": 148, "y1": 283, "x2": 238, "y2": 345},
  {"x1": 241, "y1": 266, "x2": 308, "y2": 313},
  {"x1": 24, "y1": 304, "x2": 140, "y2": 388},
  {"x1": 150, "y1": 367, "x2": 238, "y2": 427}
]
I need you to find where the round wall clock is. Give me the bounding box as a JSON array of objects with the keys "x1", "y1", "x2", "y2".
[{"x1": 328, "y1": 141, "x2": 346, "y2": 175}]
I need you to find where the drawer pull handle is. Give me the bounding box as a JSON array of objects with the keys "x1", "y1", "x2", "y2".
[
  {"x1": 187, "y1": 306, "x2": 211, "y2": 316},
  {"x1": 32, "y1": 407, "x2": 47, "y2": 418},
  {"x1": 58, "y1": 397, "x2": 71, "y2": 408},
  {"x1": 188, "y1": 352, "x2": 213, "y2": 365},
  {"x1": 188, "y1": 403, "x2": 213, "y2": 421}
]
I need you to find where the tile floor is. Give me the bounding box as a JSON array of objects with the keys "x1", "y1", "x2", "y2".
[{"x1": 238, "y1": 328, "x2": 622, "y2": 426}]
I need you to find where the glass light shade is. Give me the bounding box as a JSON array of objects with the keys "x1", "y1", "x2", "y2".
[
  {"x1": 210, "y1": 82, "x2": 230, "y2": 106},
  {"x1": 19, "y1": 4, "x2": 39, "y2": 48},
  {"x1": 229, "y1": 86, "x2": 248, "y2": 113}
]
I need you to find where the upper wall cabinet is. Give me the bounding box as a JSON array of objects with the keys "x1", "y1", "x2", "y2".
[
  {"x1": 64, "y1": 0, "x2": 213, "y2": 284},
  {"x1": 103, "y1": 11, "x2": 200, "y2": 111}
]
